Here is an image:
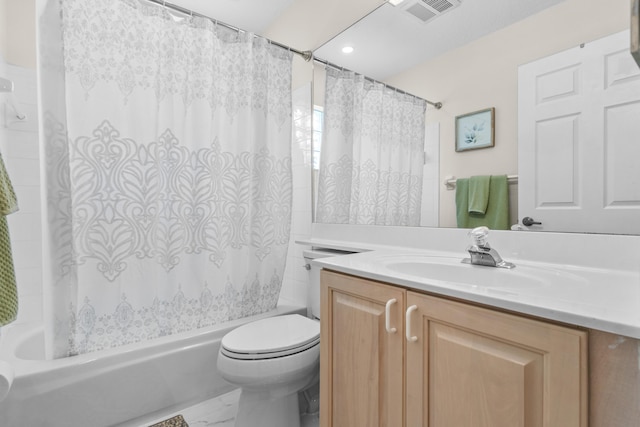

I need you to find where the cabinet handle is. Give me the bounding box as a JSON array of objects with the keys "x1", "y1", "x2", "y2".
[
  {"x1": 385, "y1": 298, "x2": 397, "y2": 334},
  {"x1": 406, "y1": 305, "x2": 418, "y2": 342}
]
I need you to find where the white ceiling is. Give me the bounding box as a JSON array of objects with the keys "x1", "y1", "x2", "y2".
[
  {"x1": 169, "y1": 0, "x2": 295, "y2": 34},
  {"x1": 169, "y1": 0, "x2": 564, "y2": 81},
  {"x1": 314, "y1": 0, "x2": 564, "y2": 80}
]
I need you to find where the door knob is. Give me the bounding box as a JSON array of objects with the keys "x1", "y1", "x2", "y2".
[{"x1": 522, "y1": 217, "x2": 542, "y2": 226}]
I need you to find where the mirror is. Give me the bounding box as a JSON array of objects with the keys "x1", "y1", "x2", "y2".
[{"x1": 310, "y1": 0, "x2": 637, "y2": 234}]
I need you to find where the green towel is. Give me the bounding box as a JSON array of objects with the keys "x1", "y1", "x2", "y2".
[
  {"x1": 468, "y1": 175, "x2": 491, "y2": 214},
  {"x1": 0, "y1": 151, "x2": 18, "y2": 327},
  {"x1": 456, "y1": 175, "x2": 509, "y2": 230}
]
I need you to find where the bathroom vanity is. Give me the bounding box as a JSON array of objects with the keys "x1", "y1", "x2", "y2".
[
  {"x1": 307, "y1": 227, "x2": 640, "y2": 427},
  {"x1": 320, "y1": 270, "x2": 587, "y2": 427}
]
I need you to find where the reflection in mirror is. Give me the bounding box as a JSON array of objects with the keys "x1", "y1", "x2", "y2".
[
  {"x1": 311, "y1": 65, "x2": 440, "y2": 228},
  {"x1": 311, "y1": 0, "x2": 637, "y2": 234},
  {"x1": 518, "y1": 29, "x2": 640, "y2": 235},
  {"x1": 314, "y1": 67, "x2": 428, "y2": 227}
]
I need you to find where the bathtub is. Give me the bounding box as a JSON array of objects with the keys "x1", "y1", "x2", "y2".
[{"x1": 0, "y1": 304, "x2": 304, "y2": 427}]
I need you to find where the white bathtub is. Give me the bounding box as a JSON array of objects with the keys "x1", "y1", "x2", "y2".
[{"x1": 0, "y1": 305, "x2": 304, "y2": 427}]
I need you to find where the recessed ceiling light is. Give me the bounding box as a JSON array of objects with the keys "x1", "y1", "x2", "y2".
[
  {"x1": 342, "y1": 46, "x2": 354, "y2": 54},
  {"x1": 388, "y1": 0, "x2": 405, "y2": 5}
]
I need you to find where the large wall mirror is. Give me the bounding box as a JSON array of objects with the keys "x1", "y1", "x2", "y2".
[
  {"x1": 172, "y1": 0, "x2": 638, "y2": 235},
  {"x1": 310, "y1": 0, "x2": 639, "y2": 235}
]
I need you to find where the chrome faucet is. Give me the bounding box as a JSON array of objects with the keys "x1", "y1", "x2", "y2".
[{"x1": 462, "y1": 226, "x2": 515, "y2": 269}]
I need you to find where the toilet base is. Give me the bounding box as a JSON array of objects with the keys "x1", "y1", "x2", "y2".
[{"x1": 235, "y1": 388, "x2": 301, "y2": 427}]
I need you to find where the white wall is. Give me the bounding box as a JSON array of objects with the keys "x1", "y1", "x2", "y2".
[
  {"x1": 1, "y1": 0, "x2": 36, "y2": 69},
  {"x1": 387, "y1": 0, "x2": 630, "y2": 228},
  {"x1": 0, "y1": 0, "x2": 41, "y2": 326},
  {"x1": 0, "y1": 1, "x2": 7, "y2": 60},
  {"x1": 0, "y1": 60, "x2": 41, "y2": 324}
]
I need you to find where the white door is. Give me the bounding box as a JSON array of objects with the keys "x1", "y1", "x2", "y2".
[{"x1": 518, "y1": 30, "x2": 640, "y2": 234}]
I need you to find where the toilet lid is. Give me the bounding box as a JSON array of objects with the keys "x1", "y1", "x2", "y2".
[{"x1": 221, "y1": 314, "x2": 320, "y2": 360}]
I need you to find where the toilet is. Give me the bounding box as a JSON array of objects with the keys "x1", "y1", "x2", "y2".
[{"x1": 217, "y1": 249, "x2": 345, "y2": 427}]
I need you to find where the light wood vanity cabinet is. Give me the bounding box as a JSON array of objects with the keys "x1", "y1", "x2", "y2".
[
  {"x1": 406, "y1": 290, "x2": 587, "y2": 427},
  {"x1": 320, "y1": 269, "x2": 588, "y2": 427},
  {"x1": 319, "y1": 268, "x2": 406, "y2": 426}
]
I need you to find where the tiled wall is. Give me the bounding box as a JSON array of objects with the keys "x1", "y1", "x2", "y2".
[
  {"x1": 279, "y1": 83, "x2": 313, "y2": 309},
  {"x1": 0, "y1": 59, "x2": 42, "y2": 325}
]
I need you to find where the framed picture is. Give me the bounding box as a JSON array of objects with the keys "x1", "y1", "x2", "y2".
[{"x1": 455, "y1": 107, "x2": 495, "y2": 152}]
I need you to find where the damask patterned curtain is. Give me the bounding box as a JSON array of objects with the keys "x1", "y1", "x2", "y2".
[
  {"x1": 37, "y1": 0, "x2": 293, "y2": 358},
  {"x1": 316, "y1": 68, "x2": 426, "y2": 226}
]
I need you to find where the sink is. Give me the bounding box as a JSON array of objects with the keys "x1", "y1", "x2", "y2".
[{"x1": 378, "y1": 255, "x2": 582, "y2": 290}]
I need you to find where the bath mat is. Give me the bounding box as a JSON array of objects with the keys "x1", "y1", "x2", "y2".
[{"x1": 149, "y1": 414, "x2": 189, "y2": 427}]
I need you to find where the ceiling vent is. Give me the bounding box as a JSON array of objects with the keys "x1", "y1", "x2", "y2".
[{"x1": 400, "y1": 0, "x2": 462, "y2": 24}]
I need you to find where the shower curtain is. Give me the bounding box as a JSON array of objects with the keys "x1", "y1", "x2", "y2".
[
  {"x1": 316, "y1": 68, "x2": 426, "y2": 226},
  {"x1": 37, "y1": 0, "x2": 293, "y2": 358}
]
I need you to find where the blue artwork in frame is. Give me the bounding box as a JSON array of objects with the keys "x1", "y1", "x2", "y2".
[{"x1": 455, "y1": 107, "x2": 495, "y2": 152}]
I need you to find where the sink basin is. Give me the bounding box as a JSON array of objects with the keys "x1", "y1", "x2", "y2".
[{"x1": 378, "y1": 255, "x2": 581, "y2": 290}]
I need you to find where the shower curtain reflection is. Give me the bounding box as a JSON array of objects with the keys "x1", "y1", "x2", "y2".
[
  {"x1": 316, "y1": 67, "x2": 427, "y2": 226},
  {"x1": 37, "y1": 0, "x2": 293, "y2": 358}
]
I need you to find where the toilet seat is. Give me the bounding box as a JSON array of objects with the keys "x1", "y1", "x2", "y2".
[{"x1": 220, "y1": 314, "x2": 320, "y2": 360}]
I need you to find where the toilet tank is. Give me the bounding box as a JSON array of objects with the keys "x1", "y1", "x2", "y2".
[{"x1": 303, "y1": 248, "x2": 354, "y2": 319}]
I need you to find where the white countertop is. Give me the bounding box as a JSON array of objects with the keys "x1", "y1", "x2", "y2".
[{"x1": 311, "y1": 247, "x2": 640, "y2": 339}]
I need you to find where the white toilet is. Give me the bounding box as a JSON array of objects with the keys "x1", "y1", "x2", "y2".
[{"x1": 217, "y1": 249, "x2": 342, "y2": 427}]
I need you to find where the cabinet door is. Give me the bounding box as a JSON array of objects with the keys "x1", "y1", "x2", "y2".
[
  {"x1": 406, "y1": 292, "x2": 587, "y2": 427},
  {"x1": 320, "y1": 270, "x2": 405, "y2": 427}
]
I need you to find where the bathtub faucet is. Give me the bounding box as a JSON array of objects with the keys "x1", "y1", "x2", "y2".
[{"x1": 462, "y1": 226, "x2": 515, "y2": 269}]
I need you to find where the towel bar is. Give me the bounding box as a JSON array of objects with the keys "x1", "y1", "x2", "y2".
[{"x1": 443, "y1": 175, "x2": 518, "y2": 190}]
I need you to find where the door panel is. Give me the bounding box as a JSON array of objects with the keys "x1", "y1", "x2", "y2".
[{"x1": 518, "y1": 30, "x2": 640, "y2": 233}]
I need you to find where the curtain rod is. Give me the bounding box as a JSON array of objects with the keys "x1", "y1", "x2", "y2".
[
  {"x1": 144, "y1": 0, "x2": 313, "y2": 62},
  {"x1": 313, "y1": 57, "x2": 443, "y2": 110}
]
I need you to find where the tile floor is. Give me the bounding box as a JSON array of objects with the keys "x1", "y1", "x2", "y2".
[{"x1": 142, "y1": 389, "x2": 319, "y2": 427}]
